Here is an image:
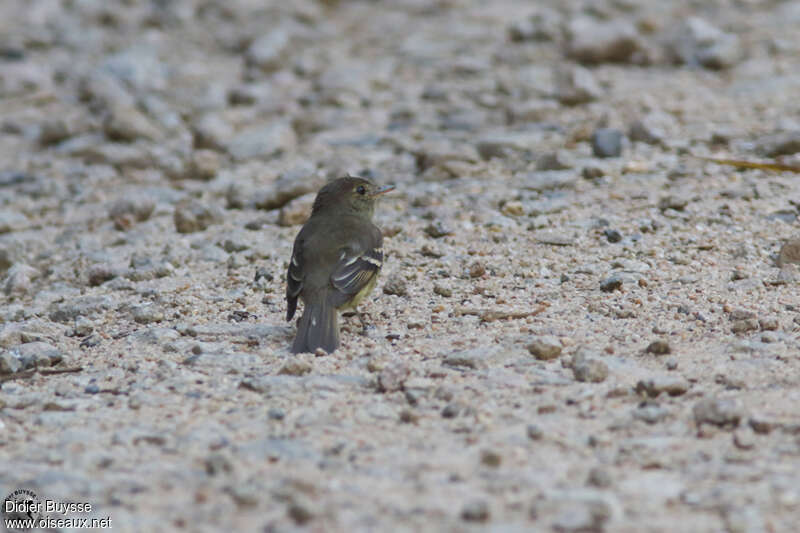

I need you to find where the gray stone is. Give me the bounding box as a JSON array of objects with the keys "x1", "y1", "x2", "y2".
[
  {"x1": 109, "y1": 195, "x2": 156, "y2": 230},
  {"x1": 0, "y1": 352, "x2": 22, "y2": 374},
  {"x1": 628, "y1": 111, "x2": 677, "y2": 145},
  {"x1": 600, "y1": 274, "x2": 623, "y2": 292},
  {"x1": 508, "y1": 8, "x2": 562, "y2": 42},
  {"x1": 658, "y1": 195, "x2": 689, "y2": 212},
  {"x1": 776, "y1": 238, "x2": 800, "y2": 267},
  {"x1": 645, "y1": 340, "x2": 671, "y2": 355},
  {"x1": 382, "y1": 273, "x2": 407, "y2": 297},
  {"x1": 533, "y1": 231, "x2": 575, "y2": 246},
  {"x1": 3, "y1": 264, "x2": 38, "y2": 296},
  {"x1": 666, "y1": 17, "x2": 742, "y2": 69},
  {"x1": 132, "y1": 304, "x2": 164, "y2": 324},
  {"x1": 731, "y1": 319, "x2": 759, "y2": 334},
  {"x1": 38, "y1": 118, "x2": 71, "y2": 146},
  {"x1": 174, "y1": 200, "x2": 222, "y2": 233},
  {"x1": 551, "y1": 498, "x2": 611, "y2": 533},
  {"x1": 102, "y1": 46, "x2": 169, "y2": 92},
  {"x1": 694, "y1": 397, "x2": 744, "y2": 428},
  {"x1": 444, "y1": 348, "x2": 490, "y2": 369},
  {"x1": 104, "y1": 105, "x2": 162, "y2": 142},
  {"x1": 518, "y1": 170, "x2": 579, "y2": 192},
  {"x1": 193, "y1": 113, "x2": 233, "y2": 151},
  {"x1": 378, "y1": 362, "x2": 410, "y2": 392},
  {"x1": 277, "y1": 193, "x2": 314, "y2": 227},
  {"x1": 247, "y1": 168, "x2": 324, "y2": 211},
  {"x1": 16, "y1": 341, "x2": 63, "y2": 368},
  {"x1": 205, "y1": 453, "x2": 233, "y2": 476},
  {"x1": 635, "y1": 376, "x2": 689, "y2": 397},
  {"x1": 722, "y1": 505, "x2": 766, "y2": 533},
  {"x1": 604, "y1": 229, "x2": 622, "y2": 243},
  {"x1": 566, "y1": 17, "x2": 642, "y2": 64},
  {"x1": 0, "y1": 211, "x2": 28, "y2": 234},
  {"x1": 433, "y1": 284, "x2": 452, "y2": 297},
  {"x1": 536, "y1": 151, "x2": 573, "y2": 171},
  {"x1": 58, "y1": 137, "x2": 152, "y2": 170},
  {"x1": 527, "y1": 424, "x2": 544, "y2": 440},
  {"x1": 49, "y1": 296, "x2": 113, "y2": 323},
  {"x1": 0, "y1": 246, "x2": 14, "y2": 273},
  {"x1": 278, "y1": 360, "x2": 312, "y2": 376},
  {"x1": 591, "y1": 128, "x2": 623, "y2": 158},
  {"x1": 424, "y1": 220, "x2": 452, "y2": 238},
  {"x1": 754, "y1": 131, "x2": 800, "y2": 157},
  {"x1": 527, "y1": 336, "x2": 562, "y2": 360},
  {"x1": 633, "y1": 402, "x2": 669, "y2": 424},
  {"x1": 227, "y1": 122, "x2": 296, "y2": 161},
  {"x1": 573, "y1": 358, "x2": 608, "y2": 383},
  {"x1": 246, "y1": 29, "x2": 291, "y2": 72},
  {"x1": 186, "y1": 149, "x2": 221, "y2": 181},
  {"x1": 287, "y1": 499, "x2": 315, "y2": 525},
  {"x1": 555, "y1": 65, "x2": 603, "y2": 105},
  {"x1": 441, "y1": 402, "x2": 464, "y2": 418},
  {"x1": 87, "y1": 264, "x2": 117, "y2": 286},
  {"x1": 587, "y1": 467, "x2": 612, "y2": 488},
  {"x1": 461, "y1": 500, "x2": 489, "y2": 522}
]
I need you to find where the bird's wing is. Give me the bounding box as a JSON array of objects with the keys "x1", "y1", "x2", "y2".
[
  {"x1": 330, "y1": 227, "x2": 383, "y2": 298},
  {"x1": 286, "y1": 236, "x2": 304, "y2": 320}
]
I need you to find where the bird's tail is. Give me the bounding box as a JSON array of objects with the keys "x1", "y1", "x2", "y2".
[{"x1": 291, "y1": 293, "x2": 339, "y2": 354}]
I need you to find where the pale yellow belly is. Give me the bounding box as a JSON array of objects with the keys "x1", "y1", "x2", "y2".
[{"x1": 337, "y1": 273, "x2": 378, "y2": 311}]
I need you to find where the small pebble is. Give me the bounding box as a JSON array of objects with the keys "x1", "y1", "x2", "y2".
[
  {"x1": 573, "y1": 359, "x2": 609, "y2": 383},
  {"x1": 599, "y1": 274, "x2": 623, "y2": 292},
  {"x1": 758, "y1": 317, "x2": 778, "y2": 331},
  {"x1": 442, "y1": 403, "x2": 462, "y2": 418},
  {"x1": 424, "y1": 221, "x2": 452, "y2": 238},
  {"x1": 468, "y1": 261, "x2": 486, "y2": 278},
  {"x1": 278, "y1": 360, "x2": 312, "y2": 376},
  {"x1": 480, "y1": 449, "x2": 501, "y2": 468},
  {"x1": 633, "y1": 401, "x2": 669, "y2": 424},
  {"x1": 174, "y1": 200, "x2": 221, "y2": 234},
  {"x1": 205, "y1": 453, "x2": 233, "y2": 476},
  {"x1": 591, "y1": 128, "x2": 623, "y2": 158},
  {"x1": 378, "y1": 362, "x2": 409, "y2": 392},
  {"x1": 733, "y1": 428, "x2": 756, "y2": 450},
  {"x1": 287, "y1": 501, "x2": 314, "y2": 525},
  {"x1": 645, "y1": 339, "x2": 671, "y2": 355},
  {"x1": 461, "y1": 500, "x2": 489, "y2": 522},
  {"x1": 527, "y1": 336, "x2": 562, "y2": 360},
  {"x1": 635, "y1": 376, "x2": 689, "y2": 397},
  {"x1": 382, "y1": 273, "x2": 408, "y2": 296},
  {"x1": 603, "y1": 229, "x2": 622, "y2": 243},
  {"x1": 587, "y1": 467, "x2": 612, "y2": 488},
  {"x1": 268, "y1": 408, "x2": 285, "y2": 420},
  {"x1": 527, "y1": 424, "x2": 544, "y2": 440},
  {"x1": 582, "y1": 166, "x2": 604, "y2": 180},
  {"x1": 433, "y1": 284, "x2": 452, "y2": 297},
  {"x1": 777, "y1": 238, "x2": 800, "y2": 267},
  {"x1": 731, "y1": 319, "x2": 759, "y2": 334},
  {"x1": 694, "y1": 397, "x2": 744, "y2": 428},
  {"x1": 658, "y1": 195, "x2": 689, "y2": 212}
]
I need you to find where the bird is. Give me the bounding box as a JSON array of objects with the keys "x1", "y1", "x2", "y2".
[{"x1": 286, "y1": 176, "x2": 393, "y2": 353}]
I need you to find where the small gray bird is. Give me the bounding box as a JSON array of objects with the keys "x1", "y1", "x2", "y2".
[{"x1": 286, "y1": 176, "x2": 393, "y2": 353}]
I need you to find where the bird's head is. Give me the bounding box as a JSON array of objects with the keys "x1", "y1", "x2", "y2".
[{"x1": 311, "y1": 176, "x2": 394, "y2": 218}]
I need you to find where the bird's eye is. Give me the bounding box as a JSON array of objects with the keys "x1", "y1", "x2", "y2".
[{"x1": 356, "y1": 185, "x2": 366, "y2": 195}]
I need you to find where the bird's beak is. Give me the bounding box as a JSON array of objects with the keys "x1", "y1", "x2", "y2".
[{"x1": 371, "y1": 185, "x2": 395, "y2": 197}]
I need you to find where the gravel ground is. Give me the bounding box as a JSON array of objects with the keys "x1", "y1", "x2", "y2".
[{"x1": 2, "y1": 0, "x2": 800, "y2": 531}]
